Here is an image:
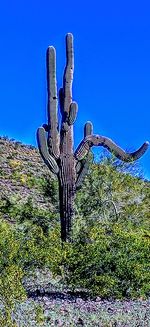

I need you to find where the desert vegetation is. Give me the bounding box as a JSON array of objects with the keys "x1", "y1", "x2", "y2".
[{"x1": 0, "y1": 137, "x2": 149, "y2": 326}]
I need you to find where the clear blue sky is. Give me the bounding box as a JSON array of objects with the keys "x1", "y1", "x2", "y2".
[{"x1": 0, "y1": 0, "x2": 149, "y2": 179}]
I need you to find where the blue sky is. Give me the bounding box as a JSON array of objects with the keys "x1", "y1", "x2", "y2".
[{"x1": 0, "y1": 0, "x2": 149, "y2": 179}]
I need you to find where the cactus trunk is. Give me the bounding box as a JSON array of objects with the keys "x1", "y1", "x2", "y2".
[
  {"x1": 59, "y1": 127, "x2": 76, "y2": 242},
  {"x1": 37, "y1": 33, "x2": 149, "y2": 242},
  {"x1": 59, "y1": 177, "x2": 76, "y2": 242}
]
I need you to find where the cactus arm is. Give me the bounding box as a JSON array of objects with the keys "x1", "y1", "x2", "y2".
[
  {"x1": 63, "y1": 33, "x2": 74, "y2": 115},
  {"x1": 68, "y1": 102, "x2": 78, "y2": 125},
  {"x1": 37, "y1": 127, "x2": 59, "y2": 175},
  {"x1": 75, "y1": 160, "x2": 82, "y2": 173},
  {"x1": 75, "y1": 134, "x2": 149, "y2": 162},
  {"x1": 84, "y1": 121, "x2": 93, "y2": 137},
  {"x1": 75, "y1": 122, "x2": 94, "y2": 189},
  {"x1": 76, "y1": 159, "x2": 89, "y2": 190},
  {"x1": 76, "y1": 152, "x2": 94, "y2": 190},
  {"x1": 59, "y1": 34, "x2": 75, "y2": 143},
  {"x1": 61, "y1": 102, "x2": 78, "y2": 132},
  {"x1": 47, "y1": 46, "x2": 60, "y2": 159}
]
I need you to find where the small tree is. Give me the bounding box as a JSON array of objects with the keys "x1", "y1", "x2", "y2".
[{"x1": 37, "y1": 33, "x2": 149, "y2": 242}]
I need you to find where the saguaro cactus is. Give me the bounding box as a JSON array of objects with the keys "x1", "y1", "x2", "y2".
[{"x1": 37, "y1": 33, "x2": 149, "y2": 242}]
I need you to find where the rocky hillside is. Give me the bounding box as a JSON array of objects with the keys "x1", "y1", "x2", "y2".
[{"x1": 0, "y1": 136, "x2": 58, "y2": 212}]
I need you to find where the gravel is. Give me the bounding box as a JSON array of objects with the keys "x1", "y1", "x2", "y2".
[
  {"x1": 9, "y1": 295, "x2": 150, "y2": 326},
  {"x1": 1, "y1": 268, "x2": 149, "y2": 327}
]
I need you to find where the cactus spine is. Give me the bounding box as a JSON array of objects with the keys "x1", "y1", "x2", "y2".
[{"x1": 37, "y1": 33, "x2": 149, "y2": 242}]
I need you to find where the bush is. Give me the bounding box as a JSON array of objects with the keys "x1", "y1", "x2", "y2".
[
  {"x1": 75, "y1": 153, "x2": 149, "y2": 228},
  {"x1": 0, "y1": 221, "x2": 26, "y2": 326},
  {"x1": 0, "y1": 196, "x2": 59, "y2": 235},
  {"x1": 16, "y1": 221, "x2": 62, "y2": 272},
  {"x1": 0, "y1": 219, "x2": 62, "y2": 325},
  {"x1": 61, "y1": 219, "x2": 150, "y2": 299},
  {"x1": 0, "y1": 210, "x2": 149, "y2": 313}
]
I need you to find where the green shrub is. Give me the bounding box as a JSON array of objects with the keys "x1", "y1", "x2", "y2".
[
  {"x1": 0, "y1": 211, "x2": 149, "y2": 314},
  {"x1": 0, "y1": 219, "x2": 62, "y2": 325},
  {"x1": 16, "y1": 221, "x2": 62, "y2": 274},
  {"x1": 38, "y1": 174, "x2": 59, "y2": 209},
  {"x1": 75, "y1": 153, "x2": 149, "y2": 229},
  {"x1": 0, "y1": 197, "x2": 59, "y2": 235},
  {"x1": 0, "y1": 221, "x2": 26, "y2": 326},
  {"x1": 0, "y1": 221, "x2": 21, "y2": 272},
  {"x1": 61, "y1": 219, "x2": 150, "y2": 299}
]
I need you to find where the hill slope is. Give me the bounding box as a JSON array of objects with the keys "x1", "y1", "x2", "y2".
[{"x1": 0, "y1": 136, "x2": 58, "y2": 212}]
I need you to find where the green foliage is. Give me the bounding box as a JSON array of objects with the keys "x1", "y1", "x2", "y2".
[
  {"x1": 0, "y1": 220, "x2": 24, "y2": 275},
  {"x1": 0, "y1": 221, "x2": 26, "y2": 326},
  {"x1": 62, "y1": 219, "x2": 150, "y2": 299},
  {"x1": 0, "y1": 265, "x2": 26, "y2": 306},
  {"x1": 34, "y1": 303, "x2": 45, "y2": 325},
  {"x1": 0, "y1": 218, "x2": 62, "y2": 325},
  {"x1": 16, "y1": 221, "x2": 62, "y2": 272},
  {"x1": 75, "y1": 153, "x2": 149, "y2": 228},
  {"x1": 0, "y1": 196, "x2": 59, "y2": 234},
  {"x1": 38, "y1": 174, "x2": 59, "y2": 209}
]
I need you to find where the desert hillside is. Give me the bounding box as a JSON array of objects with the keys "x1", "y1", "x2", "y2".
[{"x1": 0, "y1": 136, "x2": 58, "y2": 212}]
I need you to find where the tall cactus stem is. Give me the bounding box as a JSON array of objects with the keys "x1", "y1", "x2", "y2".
[
  {"x1": 47, "y1": 46, "x2": 60, "y2": 159},
  {"x1": 63, "y1": 33, "x2": 74, "y2": 114}
]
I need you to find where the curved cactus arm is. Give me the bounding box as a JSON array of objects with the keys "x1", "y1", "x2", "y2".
[
  {"x1": 75, "y1": 121, "x2": 93, "y2": 173},
  {"x1": 75, "y1": 134, "x2": 149, "y2": 162},
  {"x1": 75, "y1": 160, "x2": 82, "y2": 173},
  {"x1": 47, "y1": 46, "x2": 60, "y2": 159},
  {"x1": 37, "y1": 127, "x2": 59, "y2": 175},
  {"x1": 75, "y1": 121, "x2": 94, "y2": 189},
  {"x1": 76, "y1": 160, "x2": 89, "y2": 190},
  {"x1": 63, "y1": 33, "x2": 74, "y2": 115},
  {"x1": 76, "y1": 152, "x2": 94, "y2": 190}
]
